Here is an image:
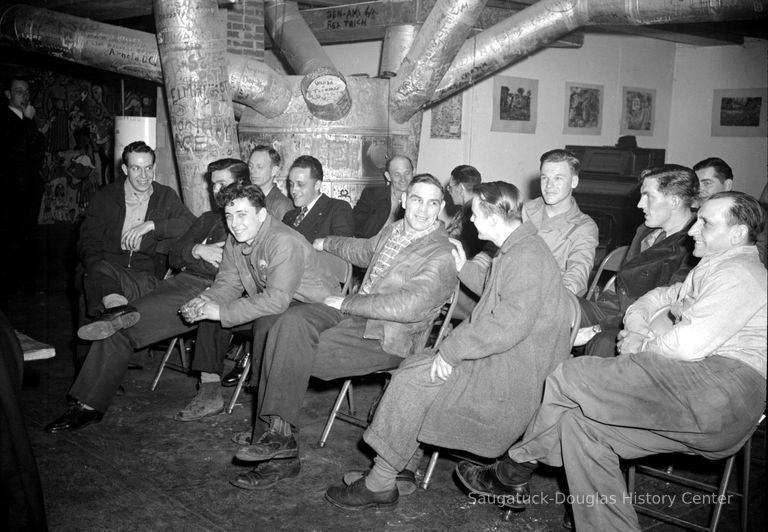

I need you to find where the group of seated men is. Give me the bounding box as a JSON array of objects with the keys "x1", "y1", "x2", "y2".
[{"x1": 45, "y1": 141, "x2": 766, "y2": 530}]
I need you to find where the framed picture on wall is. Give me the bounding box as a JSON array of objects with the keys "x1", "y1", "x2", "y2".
[
  {"x1": 711, "y1": 88, "x2": 767, "y2": 137},
  {"x1": 564, "y1": 81, "x2": 603, "y2": 135},
  {"x1": 491, "y1": 76, "x2": 538, "y2": 134},
  {"x1": 620, "y1": 86, "x2": 655, "y2": 136}
]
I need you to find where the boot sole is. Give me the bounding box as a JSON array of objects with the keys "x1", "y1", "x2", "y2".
[
  {"x1": 234, "y1": 446, "x2": 298, "y2": 462},
  {"x1": 324, "y1": 493, "x2": 398, "y2": 511},
  {"x1": 78, "y1": 311, "x2": 140, "y2": 341}
]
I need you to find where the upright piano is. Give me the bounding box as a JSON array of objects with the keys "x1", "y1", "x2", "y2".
[{"x1": 566, "y1": 144, "x2": 665, "y2": 262}]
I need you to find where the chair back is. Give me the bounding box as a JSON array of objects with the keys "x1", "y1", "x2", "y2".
[
  {"x1": 318, "y1": 251, "x2": 353, "y2": 296},
  {"x1": 415, "y1": 282, "x2": 461, "y2": 351},
  {"x1": 585, "y1": 245, "x2": 629, "y2": 301},
  {"x1": 565, "y1": 290, "x2": 582, "y2": 348}
]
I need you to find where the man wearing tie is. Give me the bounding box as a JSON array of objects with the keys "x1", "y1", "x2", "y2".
[{"x1": 282, "y1": 155, "x2": 354, "y2": 242}]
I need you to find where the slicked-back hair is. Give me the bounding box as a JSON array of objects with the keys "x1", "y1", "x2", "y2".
[
  {"x1": 540, "y1": 149, "x2": 580, "y2": 175},
  {"x1": 407, "y1": 173, "x2": 444, "y2": 200},
  {"x1": 206, "y1": 158, "x2": 249, "y2": 184},
  {"x1": 709, "y1": 191, "x2": 765, "y2": 244},
  {"x1": 250, "y1": 145, "x2": 281, "y2": 168},
  {"x1": 474, "y1": 181, "x2": 523, "y2": 222},
  {"x1": 121, "y1": 140, "x2": 156, "y2": 166},
  {"x1": 385, "y1": 155, "x2": 414, "y2": 173},
  {"x1": 638, "y1": 164, "x2": 699, "y2": 208},
  {"x1": 290, "y1": 155, "x2": 324, "y2": 181},
  {"x1": 693, "y1": 157, "x2": 733, "y2": 184},
  {"x1": 216, "y1": 182, "x2": 266, "y2": 210},
  {"x1": 450, "y1": 165, "x2": 482, "y2": 192}
]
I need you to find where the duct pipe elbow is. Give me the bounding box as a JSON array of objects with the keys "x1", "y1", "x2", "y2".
[
  {"x1": 228, "y1": 54, "x2": 291, "y2": 119},
  {"x1": 388, "y1": 0, "x2": 489, "y2": 124}
]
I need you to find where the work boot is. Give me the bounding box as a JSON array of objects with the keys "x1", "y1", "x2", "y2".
[{"x1": 173, "y1": 382, "x2": 224, "y2": 421}]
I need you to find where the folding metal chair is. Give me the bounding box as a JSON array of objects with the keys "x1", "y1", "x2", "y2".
[
  {"x1": 627, "y1": 415, "x2": 765, "y2": 532},
  {"x1": 317, "y1": 282, "x2": 461, "y2": 447},
  {"x1": 585, "y1": 245, "x2": 629, "y2": 301},
  {"x1": 226, "y1": 251, "x2": 353, "y2": 414}
]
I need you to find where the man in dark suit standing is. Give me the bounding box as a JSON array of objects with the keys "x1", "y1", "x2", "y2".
[
  {"x1": 0, "y1": 77, "x2": 45, "y2": 295},
  {"x1": 283, "y1": 155, "x2": 354, "y2": 242}
]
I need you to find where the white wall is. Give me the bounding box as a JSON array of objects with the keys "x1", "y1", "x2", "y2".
[
  {"x1": 321, "y1": 34, "x2": 766, "y2": 198},
  {"x1": 668, "y1": 39, "x2": 768, "y2": 198}
]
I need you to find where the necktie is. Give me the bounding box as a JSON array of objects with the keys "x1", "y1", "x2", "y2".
[
  {"x1": 293, "y1": 207, "x2": 308, "y2": 227},
  {"x1": 641, "y1": 229, "x2": 666, "y2": 252}
]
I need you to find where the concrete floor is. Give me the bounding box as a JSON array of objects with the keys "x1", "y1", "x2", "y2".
[{"x1": 4, "y1": 283, "x2": 766, "y2": 531}]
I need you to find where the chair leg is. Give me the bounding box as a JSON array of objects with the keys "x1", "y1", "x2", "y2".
[
  {"x1": 627, "y1": 463, "x2": 636, "y2": 496},
  {"x1": 709, "y1": 454, "x2": 737, "y2": 531},
  {"x1": 178, "y1": 337, "x2": 188, "y2": 369},
  {"x1": 740, "y1": 439, "x2": 751, "y2": 532},
  {"x1": 318, "y1": 379, "x2": 352, "y2": 448},
  {"x1": 421, "y1": 450, "x2": 440, "y2": 490},
  {"x1": 347, "y1": 381, "x2": 355, "y2": 415},
  {"x1": 150, "y1": 336, "x2": 178, "y2": 391},
  {"x1": 227, "y1": 353, "x2": 251, "y2": 414}
]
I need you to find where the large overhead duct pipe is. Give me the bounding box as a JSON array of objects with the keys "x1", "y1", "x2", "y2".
[
  {"x1": 153, "y1": 0, "x2": 239, "y2": 215},
  {"x1": 0, "y1": 4, "x2": 291, "y2": 119},
  {"x1": 429, "y1": 0, "x2": 768, "y2": 109},
  {"x1": 379, "y1": 23, "x2": 421, "y2": 78},
  {"x1": 389, "y1": 0, "x2": 488, "y2": 123},
  {"x1": 265, "y1": 0, "x2": 351, "y2": 121}
]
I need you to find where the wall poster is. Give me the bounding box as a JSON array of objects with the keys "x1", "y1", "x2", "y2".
[
  {"x1": 491, "y1": 76, "x2": 538, "y2": 134},
  {"x1": 711, "y1": 88, "x2": 767, "y2": 137},
  {"x1": 564, "y1": 81, "x2": 603, "y2": 135},
  {"x1": 620, "y1": 86, "x2": 655, "y2": 136}
]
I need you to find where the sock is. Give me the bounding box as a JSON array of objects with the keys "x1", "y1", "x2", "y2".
[
  {"x1": 496, "y1": 454, "x2": 537, "y2": 486},
  {"x1": 200, "y1": 372, "x2": 221, "y2": 384},
  {"x1": 364, "y1": 456, "x2": 398, "y2": 492},
  {"x1": 269, "y1": 416, "x2": 293, "y2": 437},
  {"x1": 102, "y1": 293, "x2": 129, "y2": 309}
]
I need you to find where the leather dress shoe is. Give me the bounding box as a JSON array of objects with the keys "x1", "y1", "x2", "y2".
[
  {"x1": 235, "y1": 430, "x2": 298, "y2": 462},
  {"x1": 230, "y1": 457, "x2": 301, "y2": 490},
  {"x1": 455, "y1": 461, "x2": 529, "y2": 509},
  {"x1": 325, "y1": 478, "x2": 398, "y2": 510},
  {"x1": 221, "y1": 353, "x2": 249, "y2": 387},
  {"x1": 78, "y1": 305, "x2": 140, "y2": 341},
  {"x1": 45, "y1": 403, "x2": 103, "y2": 433},
  {"x1": 343, "y1": 469, "x2": 418, "y2": 496}
]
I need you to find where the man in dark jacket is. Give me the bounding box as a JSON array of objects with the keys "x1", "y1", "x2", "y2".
[
  {"x1": 575, "y1": 164, "x2": 699, "y2": 357},
  {"x1": 352, "y1": 155, "x2": 412, "y2": 238},
  {"x1": 229, "y1": 174, "x2": 456, "y2": 490},
  {"x1": 76, "y1": 141, "x2": 194, "y2": 345},
  {"x1": 282, "y1": 155, "x2": 354, "y2": 242},
  {"x1": 45, "y1": 159, "x2": 246, "y2": 433},
  {"x1": 174, "y1": 183, "x2": 340, "y2": 422}
]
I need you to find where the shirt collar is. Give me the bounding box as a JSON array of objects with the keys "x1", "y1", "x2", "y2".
[
  {"x1": 123, "y1": 179, "x2": 154, "y2": 202},
  {"x1": 303, "y1": 192, "x2": 322, "y2": 214},
  {"x1": 8, "y1": 106, "x2": 23, "y2": 120},
  {"x1": 397, "y1": 219, "x2": 439, "y2": 241}
]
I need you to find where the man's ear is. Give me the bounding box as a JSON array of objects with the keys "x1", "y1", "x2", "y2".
[
  {"x1": 400, "y1": 191, "x2": 407, "y2": 209},
  {"x1": 724, "y1": 179, "x2": 734, "y2": 192},
  {"x1": 3, "y1": 90, "x2": 10, "y2": 101},
  {"x1": 121, "y1": 164, "x2": 128, "y2": 177},
  {"x1": 258, "y1": 207, "x2": 267, "y2": 222},
  {"x1": 571, "y1": 174, "x2": 579, "y2": 189},
  {"x1": 270, "y1": 165, "x2": 279, "y2": 179},
  {"x1": 731, "y1": 224, "x2": 748, "y2": 245}
]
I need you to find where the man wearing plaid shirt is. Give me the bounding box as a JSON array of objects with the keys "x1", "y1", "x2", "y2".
[{"x1": 229, "y1": 174, "x2": 457, "y2": 490}]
